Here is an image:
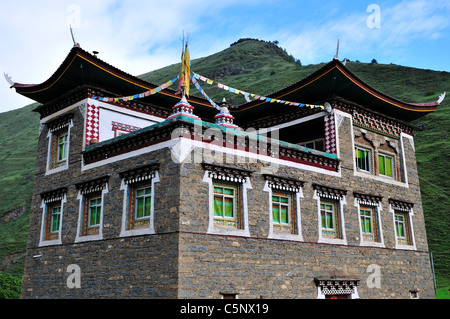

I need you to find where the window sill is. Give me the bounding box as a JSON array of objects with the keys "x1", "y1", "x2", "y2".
[
  {"x1": 395, "y1": 243, "x2": 416, "y2": 250},
  {"x1": 318, "y1": 237, "x2": 347, "y2": 246},
  {"x1": 353, "y1": 170, "x2": 406, "y2": 187},
  {"x1": 74, "y1": 234, "x2": 103, "y2": 243},
  {"x1": 359, "y1": 240, "x2": 385, "y2": 248},
  {"x1": 120, "y1": 227, "x2": 155, "y2": 237},
  {"x1": 39, "y1": 238, "x2": 62, "y2": 247},
  {"x1": 207, "y1": 226, "x2": 250, "y2": 237},
  {"x1": 268, "y1": 232, "x2": 303, "y2": 242},
  {"x1": 45, "y1": 164, "x2": 69, "y2": 176}
]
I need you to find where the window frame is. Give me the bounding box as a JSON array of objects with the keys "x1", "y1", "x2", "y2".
[
  {"x1": 45, "y1": 118, "x2": 73, "y2": 175},
  {"x1": 213, "y1": 182, "x2": 241, "y2": 228},
  {"x1": 58, "y1": 132, "x2": 68, "y2": 162},
  {"x1": 134, "y1": 185, "x2": 152, "y2": 221},
  {"x1": 263, "y1": 177, "x2": 304, "y2": 241},
  {"x1": 83, "y1": 193, "x2": 102, "y2": 236},
  {"x1": 359, "y1": 205, "x2": 383, "y2": 245},
  {"x1": 203, "y1": 170, "x2": 251, "y2": 238},
  {"x1": 354, "y1": 146, "x2": 372, "y2": 173},
  {"x1": 271, "y1": 192, "x2": 292, "y2": 232},
  {"x1": 389, "y1": 200, "x2": 416, "y2": 250},
  {"x1": 48, "y1": 204, "x2": 62, "y2": 237},
  {"x1": 75, "y1": 181, "x2": 109, "y2": 243},
  {"x1": 299, "y1": 138, "x2": 325, "y2": 152},
  {"x1": 378, "y1": 152, "x2": 394, "y2": 178},
  {"x1": 320, "y1": 200, "x2": 340, "y2": 238},
  {"x1": 354, "y1": 194, "x2": 385, "y2": 247},
  {"x1": 127, "y1": 183, "x2": 152, "y2": 230},
  {"x1": 119, "y1": 170, "x2": 159, "y2": 238},
  {"x1": 314, "y1": 187, "x2": 347, "y2": 245},
  {"x1": 394, "y1": 211, "x2": 411, "y2": 246},
  {"x1": 39, "y1": 190, "x2": 66, "y2": 247}
]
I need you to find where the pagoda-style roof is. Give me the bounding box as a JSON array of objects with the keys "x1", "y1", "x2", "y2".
[
  {"x1": 231, "y1": 58, "x2": 443, "y2": 123},
  {"x1": 8, "y1": 45, "x2": 442, "y2": 124},
  {"x1": 8, "y1": 45, "x2": 219, "y2": 120}
]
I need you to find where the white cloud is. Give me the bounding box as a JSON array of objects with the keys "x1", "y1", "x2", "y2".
[
  {"x1": 1, "y1": 0, "x2": 448, "y2": 113},
  {"x1": 274, "y1": 0, "x2": 450, "y2": 65}
]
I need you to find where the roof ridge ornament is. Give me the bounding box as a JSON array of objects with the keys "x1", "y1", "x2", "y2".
[
  {"x1": 69, "y1": 25, "x2": 80, "y2": 48},
  {"x1": 437, "y1": 92, "x2": 446, "y2": 104},
  {"x1": 3, "y1": 72, "x2": 14, "y2": 87},
  {"x1": 333, "y1": 39, "x2": 340, "y2": 60},
  {"x1": 409, "y1": 91, "x2": 446, "y2": 106}
]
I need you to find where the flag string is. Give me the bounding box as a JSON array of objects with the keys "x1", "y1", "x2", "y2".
[
  {"x1": 89, "y1": 70, "x2": 325, "y2": 112},
  {"x1": 191, "y1": 75, "x2": 220, "y2": 110},
  {"x1": 192, "y1": 71, "x2": 324, "y2": 110},
  {"x1": 91, "y1": 76, "x2": 179, "y2": 102}
]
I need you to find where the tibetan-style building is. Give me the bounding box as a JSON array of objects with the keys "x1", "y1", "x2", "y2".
[{"x1": 9, "y1": 42, "x2": 443, "y2": 299}]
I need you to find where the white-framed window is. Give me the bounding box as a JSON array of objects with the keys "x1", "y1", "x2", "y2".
[
  {"x1": 354, "y1": 194, "x2": 385, "y2": 248},
  {"x1": 45, "y1": 115, "x2": 73, "y2": 175},
  {"x1": 378, "y1": 153, "x2": 394, "y2": 178},
  {"x1": 313, "y1": 185, "x2": 347, "y2": 245},
  {"x1": 355, "y1": 146, "x2": 372, "y2": 173},
  {"x1": 272, "y1": 193, "x2": 292, "y2": 231},
  {"x1": 135, "y1": 186, "x2": 152, "y2": 220},
  {"x1": 39, "y1": 188, "x2": 67, "y2": 247},
  {"x1": 263, "y1": 175, "x2": 303, "y2": 241},
  {"x1": 75, "y1": 177, "x2": 109, "y2": 243},
  {"x1": 389, "y1": 199, "x2": 416, "y2": 250},
  {"x1": 320, "y1": 200, "x2": 340, "y2": 238},
  {"x1": 213, "y1": 182, "x2": 240, "y2": 228},
  {"x1": 203, "y1": 164, "x2": 251, "y2": 237},
  {"x1": 119, "y1": 167, "x2": 159, "y2": 237},
  {"x1": 86, "y1": 195, "x2": 102, "y2": 234}
]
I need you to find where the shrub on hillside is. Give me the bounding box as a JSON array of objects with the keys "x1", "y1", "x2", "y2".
[{"x1": 0, "y1": 273, "x2": 21, "y2": 299}]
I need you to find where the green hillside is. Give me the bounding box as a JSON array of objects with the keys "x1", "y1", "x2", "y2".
[
  {"x1": 0, "y1": 103, "x2": 39, "y2": 276},
  {"x1": 0, "y1": 38, "x2": 448, "y2": 296}
]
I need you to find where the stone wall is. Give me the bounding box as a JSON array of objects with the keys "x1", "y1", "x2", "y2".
[
  {"x1": 175, "y1": 112, "x2": 434, "y2": 299},
  {"x1": 21, "y1": 105, "x2": 435, "y2": 299},
  {"x1": 22, "y1": 106, "x2": 181, "y2": 298}
]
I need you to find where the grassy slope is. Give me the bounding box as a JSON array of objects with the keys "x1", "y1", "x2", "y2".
[
  {"x1": 0, "y1": 103, "x2": 39, "y2": 276},
  {"x1": 0, "y1": 39, "x2": 448, "y2": 291}
]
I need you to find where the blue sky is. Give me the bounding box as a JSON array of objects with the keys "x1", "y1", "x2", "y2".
[{"x1": 1, "y1": 0, "x2": 449, "y2": 112}]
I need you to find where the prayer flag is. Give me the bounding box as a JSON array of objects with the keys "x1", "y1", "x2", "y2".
[
  {"x1": 183, "y1": 43, "x2": 191, "y2": 96},
  {"x1": 177, "y1": 43, "x2": 191, "y2": 96}
]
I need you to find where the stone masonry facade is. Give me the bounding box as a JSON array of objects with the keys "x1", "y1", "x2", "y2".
[{"x1": 20, "y1": 94, "x2": 435, "y2": 299}]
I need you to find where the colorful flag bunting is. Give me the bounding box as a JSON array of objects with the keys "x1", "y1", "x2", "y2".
[
  {"x1": 90, "y1": 76, "x2": 179, "y2": 102},
  {"x1": 191, "y1": 71, "x2": 324, "y2": 110}
]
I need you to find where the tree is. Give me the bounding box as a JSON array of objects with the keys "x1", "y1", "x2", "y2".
[{"x1": 0, "y1": 273, "x2": 22, "y2": 299}]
